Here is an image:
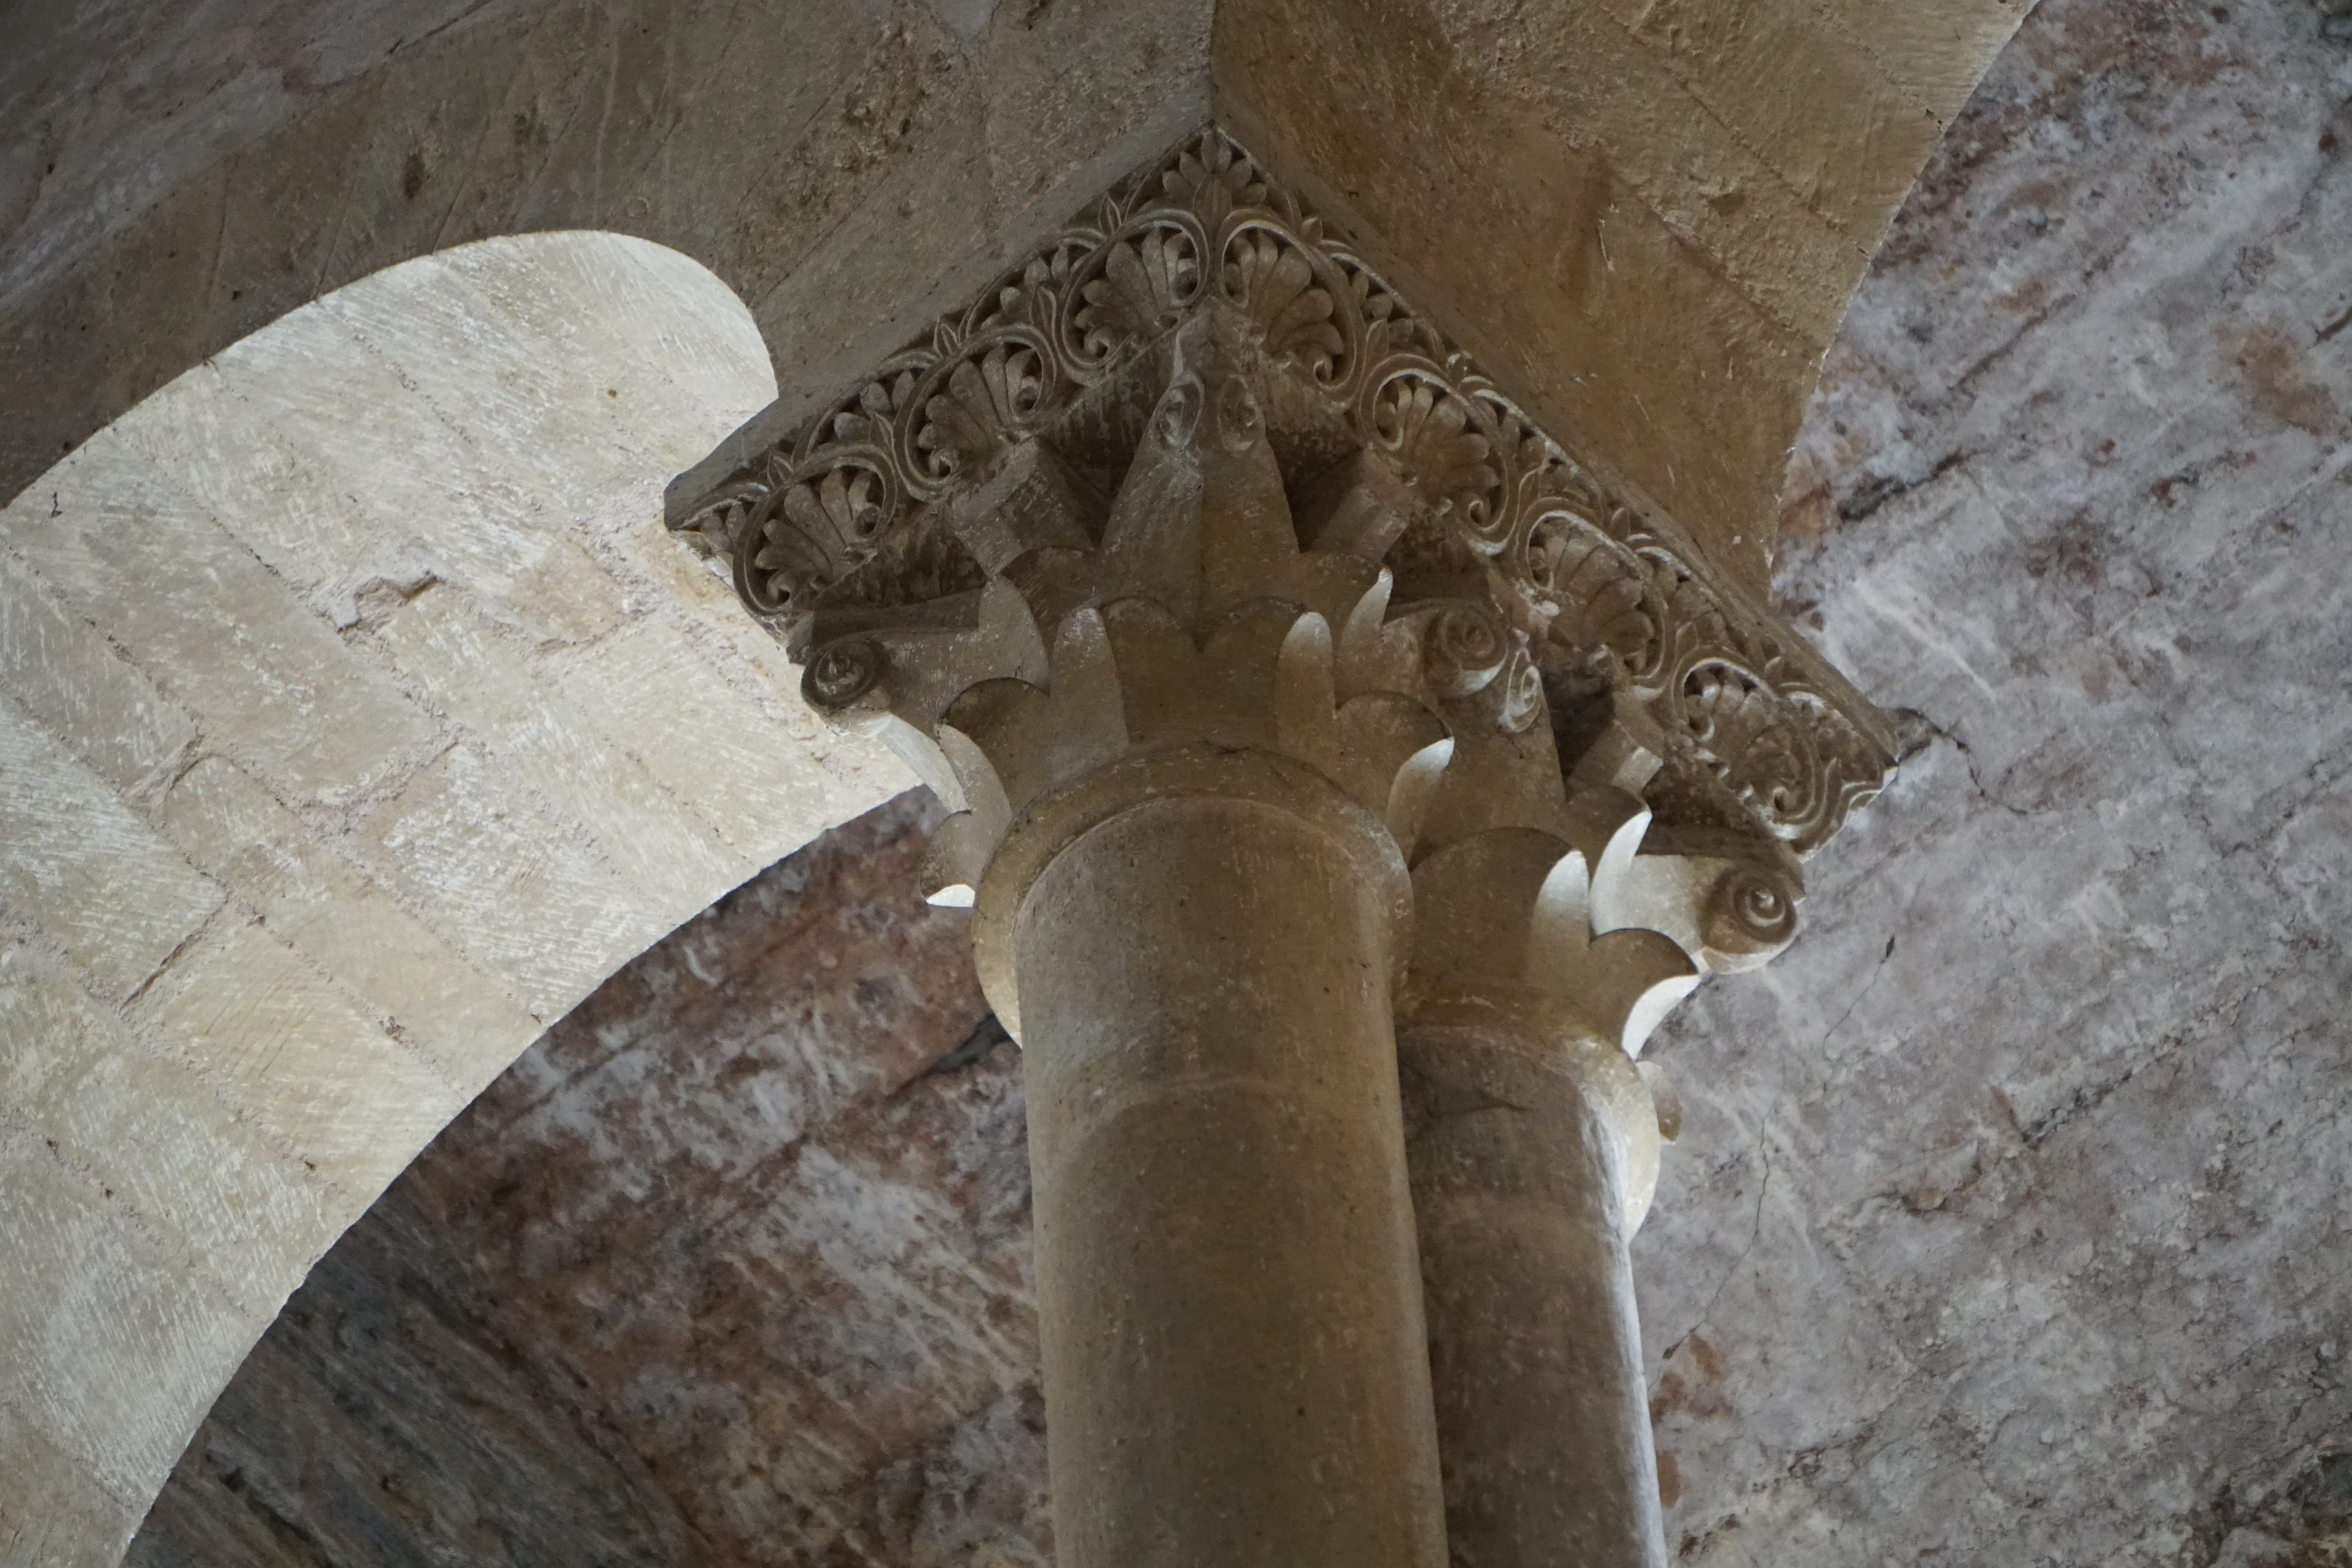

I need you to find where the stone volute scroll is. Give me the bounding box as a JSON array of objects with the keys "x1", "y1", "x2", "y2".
[{"x1": 668, "y1": 129, "x2": 1891, "y2": 1568}]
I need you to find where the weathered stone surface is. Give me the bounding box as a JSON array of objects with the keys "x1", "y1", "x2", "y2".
[
  {"x1": 0, "y1": 942, "x2": 335, "y2": 1330},
  {"x1": 4, "y1": 0, "x2": 2025, "y2": 596},
  {"x1": 0, "y1": 0, "x2": 1215, "y2": 516},
  {"x1": 0, "y1": 699, "x2": 227, "y2": 1001},
  {"x1": 0, "y1": 551, "x2": 202, "y2": 799}
]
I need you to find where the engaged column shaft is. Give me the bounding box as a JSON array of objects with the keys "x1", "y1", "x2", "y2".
[{"x1": 1401, "y1": 1021, "x2": 1667, "y2": 1568}]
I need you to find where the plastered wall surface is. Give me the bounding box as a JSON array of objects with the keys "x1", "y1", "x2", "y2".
[
  {"x1": 0, "y1": 231, "x2": 905, "y2": 1566},
  {"x1": 1639, "y1": 0, "x2": 2352, "y2": 1558}
]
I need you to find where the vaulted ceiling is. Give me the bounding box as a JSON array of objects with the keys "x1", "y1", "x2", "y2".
[
  {"x1": 14, "y1": 0, "x2": 2352, "y2": 1562},
  {"x1": 123, "y1": 2, "x2": 2352, "y2": 1558}
]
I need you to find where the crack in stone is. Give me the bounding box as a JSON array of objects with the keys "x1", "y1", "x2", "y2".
[
  {"x1": 1913, "y1": 710, "x2": 2034, "y2": 819},
  {"x1": 1820, "y1": 934, "x2": 1897, "y2": 1053},
  {"x1": 914, "y1": 1012, "x2": 1012, "y2": 1084},
  {"x1": 121, "y1": 922, "x2": 208, "y2": 1007},
  {"x1": 1673, "y1": 1143, "x2": 1773, "y2": 1361},
  {"x1": 2018, "y1": 1058, "x2": 2152, "y2": 1148},
  {"x1": 1836, "y1": 448, "x2": 1972, "y2": 521}
]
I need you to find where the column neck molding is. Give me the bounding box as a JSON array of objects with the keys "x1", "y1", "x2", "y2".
[{"x1": 969, "y1": 743, "x2": 1415, "y2": 1041}]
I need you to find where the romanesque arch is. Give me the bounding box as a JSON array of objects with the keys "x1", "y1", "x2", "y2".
[{"x1": 0, "y1": 230, "x2": 903, "y2": 1566}]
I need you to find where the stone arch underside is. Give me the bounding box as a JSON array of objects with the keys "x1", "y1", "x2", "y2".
[
  {"x1": 3, "y1": 0, "x2": 2033, "y2": 593},
  {"x1": 0, "y1": 2, "x2": 2043, "y2": 1562},
  {"x1": 0, "y1": 231, "x2": 908, "y2": 1567}
]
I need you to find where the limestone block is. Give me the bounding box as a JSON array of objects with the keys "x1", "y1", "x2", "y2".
[
  {"x1": 350, "y1": 741, "x2": 669, "y2": 1024},
  {"x1": 369, "y1": 583, "x2": 755, "y2": 912},
  {"x1": 0, "y1": 1400, "x2": 143, "y2": 1568},
  {"x1": 165, "y1": 333, "x2": 630, "y2": 648},
  {"x1": 8, "y1": 442, "x2": 442, "y2": 807},
  {"x1": 1218, "y1": 22, "x2": 1818, "y2": 579},
  {"x1": 0, "y1": 228, "x2": 907, "y2": 1567},
  {"x1": 0, "y1": 552, "x2": 199, "y2": 798},
  {"x1": 0, "y1": 1138, "x2": 273, "y2": 1517},
  {"x1": 422, "y1": 229, "x2": 775, "y2": 464},
  {"x1": 555, "y1": 616, "x2": 894, "y2": 868},
  {"x1": 0, "y1": 697, "x2": 225, "y2": 1000},
  {"x1": 111, "y1": 369, "x2": 395, "y2": 624},
  {"x1": 125, "y1": 918, "x2": 468, "y2": 1198},
  {"x1": 153, "y1": 755, "x2": 542, "y2": 1090},
  {"x1": 605, "y1": 521, "x2": 917, "y2": 825},
  {"x1": 719, "y1": 11, "x2": 978, "y2": 319},
  {"x1": 0, "y1": 942, "x2": 333, "y2": 1313},
  {"x1": 1210, "y1": 0, "x2": 2025, "y2": 578},
  {"x1": 612, "y1": 513, "x2": 857, "y2": 704},
  {"x1": 976, "y1": 0, "x2": 1212, "y2": 207},
  {"x1": 1809, "y1": 0, "x2": 2040, "y2": 108},
  {"x1": 750, "y1": 93, "x2": 1000, "y2": 393},
  {"x1": 1625, "y1": 0, "x2": 1943, "y2": 236},
  {"x1": 1500, "y1": 4, "x2": 1860, "y2": 342}
]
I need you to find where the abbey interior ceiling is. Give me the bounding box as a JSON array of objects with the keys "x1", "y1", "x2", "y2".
[
  {"x1": 18, "y1": 0, "x2": 2352, "y2": 1560},
  {"x1": 91, "y1": 1, "x2": 2352, "y2": 1559}
]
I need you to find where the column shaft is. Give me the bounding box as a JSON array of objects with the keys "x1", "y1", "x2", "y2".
[
  {"x1": 1015, "y1": 793, "x2": 1447, "y2": 1568},
  {"x1": 1401, "y1": 1022, "x2": 1666, "y2": 1568}
]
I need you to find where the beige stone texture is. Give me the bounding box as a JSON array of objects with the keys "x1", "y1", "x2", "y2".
[
  {"x1": 0, "y1": 553, "x2": 202, "y2": 800},
  {"x1": 369, "y1": 590, "x2": 751, "y2": 909},
  {"x1": 126, "y1": 921, "x2": 469, "y2": 1191},
  {"x1": 1, "y1": 942, "x2": 336, "y2": 1318},
  {"x1": 153, "y1": 757, "x2": 542, "y2": 1081},
  {"x1": 1016, "y1": 793, "x2": 1445, "y2": 1568},
  {"x1": 0, "y1": 231, "x2": 906, "y2": 1564},
  {"x1": 8, "y1": 439, "x2": 445, "y2": 809},
  {"x1": 0, "y1": 700, "x2": 228, "y2": 1001},
  {"x1": 1215, "y1": 0, "x2": 2030, "y2": 588},
  {"x1": 1404, "y1": 1019, "x2": 1666, "y2": 1568}
]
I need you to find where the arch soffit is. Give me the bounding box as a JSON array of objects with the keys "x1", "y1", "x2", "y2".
[{"x1": 1, "y1": 0, "x2": 2032, "y2": 589}]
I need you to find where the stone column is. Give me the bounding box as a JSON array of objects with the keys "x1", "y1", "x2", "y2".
[
  {"x1": 666, "y1": 128, "x2": 1889, "y2": 1568},
  {"x1": 1005, "y1": 770, "x2": 1442, "y2": 1567},
  {"x1": 1402, "y1": 1013, "x2": 1664, "y2": 1568},
  {"x1": 769, "y1": 305, "x2": 1464, "y2": 1561},
  {"x1": 1399, "y1": 791, "x2": 1802, "y2": 1567}
]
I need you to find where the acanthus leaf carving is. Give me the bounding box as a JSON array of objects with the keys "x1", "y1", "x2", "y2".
[{"x1": 668, "y1": 124, "x2": 1896, "y2": 865}]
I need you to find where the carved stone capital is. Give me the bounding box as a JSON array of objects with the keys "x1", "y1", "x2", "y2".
[{"x1": 669, "y1": 124, "x2": 1888, "y2": 1075}]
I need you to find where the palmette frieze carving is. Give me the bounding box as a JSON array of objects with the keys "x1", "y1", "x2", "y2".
[{"x1": 671, "y1": 128, "x2": 1892, "y2": 858}]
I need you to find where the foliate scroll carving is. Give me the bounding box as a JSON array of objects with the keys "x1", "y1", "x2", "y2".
[
  {"x1": 670, "y1": 126, "x2": 1894, "y2": 861},
  {"x1": 764, "y1": 313, "x2": 1459, "y2": 929}
]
